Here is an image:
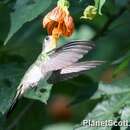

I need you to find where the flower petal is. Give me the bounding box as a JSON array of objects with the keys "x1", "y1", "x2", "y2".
[
  {"x1": 43, "y1": 5, "x2": 75, "y2": 39},
  {"x1": 64, "y1": 15, "x2": 74, "y2": 36},
  {"x1": 49, "y1": 6, "x2": 65, "y2": 22},
  {"x1": 46, "y1": 21, "x2": 58, "y2": 34},
  {"x1": 43, "y1": 12, "x2": 52, "y2": 27}
]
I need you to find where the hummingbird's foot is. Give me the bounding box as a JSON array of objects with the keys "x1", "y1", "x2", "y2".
[
  {"x1": 30, "y1": 82, "x2": 38, "y2": 90},
  {"x1": 33, "y1": 86, "x2": 38, "y2": 91}
]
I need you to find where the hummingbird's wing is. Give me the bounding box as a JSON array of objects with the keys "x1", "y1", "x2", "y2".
[
  {"x1": 60, "y1": 61, "x2": 104, "y2": 74},
  {"x1": 48, "y1": 61, "x2": 104, "y2": 83},
  {"x1": 42, "y1": 41, "x2": 95, "y2": 72}
]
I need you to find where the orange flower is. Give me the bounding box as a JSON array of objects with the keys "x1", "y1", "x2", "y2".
[{"x1": 43, "y1": 5, "x2": 74, "y2": 40}]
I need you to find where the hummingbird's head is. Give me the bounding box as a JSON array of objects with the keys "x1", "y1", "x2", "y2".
[{"x1": 43, "y1": 35, "x2": 57, "y2": 53}]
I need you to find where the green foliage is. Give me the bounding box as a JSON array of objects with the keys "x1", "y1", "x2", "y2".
[
  {"x1": 93, "y1": 77, "x2": 130, "y2": 98},
  {"x1": 0, "y1": 63, "x2": 24, "y2": 114},
  {"x1": 42, "y1": 123, "x2": 74, "y2": 130},
  {"x1": 94, "y1": 0, "x2": 106, "y2": 15},
  {"x1": 77, "y1": 77, "x2": 130, "y2": 130},
  {"x1": 4, "y1": 0, "x2": 52, "y2": 45},
  {"x1": 113, "y1": 51, "x2": 130, "y2": 76},
  {"x1": 115, "y1": 0, "x2": 128, "y2": 7},
  {"x1": 0, "y1": 3, "x2": 10, "y2": 41}
]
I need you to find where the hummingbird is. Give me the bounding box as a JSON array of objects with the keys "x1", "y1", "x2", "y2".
[{"x1": 9, "y1": 35, "x2": 104, "y2": 110}]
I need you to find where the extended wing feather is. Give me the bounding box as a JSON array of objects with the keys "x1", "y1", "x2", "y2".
[
  {"x1": 48, "y1": 61, "x2": 104, "y2": 83},
  {"x1": 42, "y1": 41, "x2": 94, "y2": 73},
  {"x1": 61, "y1": 61, "x2": 104, "y2": 74}
]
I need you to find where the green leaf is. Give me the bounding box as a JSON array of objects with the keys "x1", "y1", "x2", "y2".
[
  {"x1": 0, "y1": 18, "x2": 45, "y2": 115},
  {"x1": 14, "y1": 0, "x2": 31, "y2": 9},
  {"x1": 24, "y1": 80, "x2": 52, "y2": 104},
  {"x1": 94, "y1": 0, "x2": 106, "y2": 15},
  {"x1": 92, "y1": 77, "x2": 130, "y2": 99},
  {"x1": 42, "y1": 123, "x2": 74, "y2": 130},
  {"x1": 77, "y1": 77, "x2": 130, "y2": 130},
  {"x1": 113, "y1": 52, "x2": 130, "y2": 77},
  {"x1": 76, "y1": 95, "x2": 130, "y2": 130},
  {"x1": 0, "y1": 3, "x2": 10, "y2": 41},
  {"x1": 4, "y1": 0, "x2": 52, "y2": 45},
  {"x1": 0, "y1": 63, "x2": 24, "y2": 114},
  {"x1": 0, "y1": 114, "x2": 6, "y2": 130},
  {"x1": 115, "y1": 0, "x2": 128, "y2": 7},
  {"x1": 121, "y1": 106, "x2": 130, "y2": 130}
]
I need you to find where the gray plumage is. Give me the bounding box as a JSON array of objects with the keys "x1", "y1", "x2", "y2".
[{"x1": 42, "y1": 41, "x2": 94, "y2": 72}]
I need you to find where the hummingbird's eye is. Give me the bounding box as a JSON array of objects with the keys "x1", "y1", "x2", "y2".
[{"x1": 45, "y1": 36, "x2": 49, "y2": 41}]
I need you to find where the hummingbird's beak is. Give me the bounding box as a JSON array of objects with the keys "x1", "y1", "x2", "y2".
[{"x1": 51, "y1": 35, "x2": 58, "y2": 49}]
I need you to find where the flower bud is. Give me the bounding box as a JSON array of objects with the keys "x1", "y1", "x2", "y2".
[{"x1": 81, "y1": 5, "x2": 97, "y2": 20}]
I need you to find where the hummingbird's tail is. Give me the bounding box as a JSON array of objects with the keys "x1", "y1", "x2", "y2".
[{"x1": 7, "y1": 84, "x2": 23, "y2": 116}]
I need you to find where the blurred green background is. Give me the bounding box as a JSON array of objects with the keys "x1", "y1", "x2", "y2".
[{"x1": 0, "y1": 0, "x2": 130, "y2": 130}]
